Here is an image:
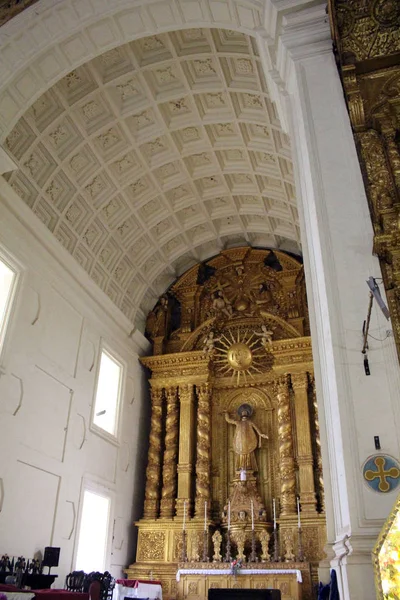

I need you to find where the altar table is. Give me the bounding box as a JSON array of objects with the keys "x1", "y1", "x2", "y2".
[
  {"x1": 113, "y1": 580, "x2": 162, "y2": 600},
  {"x1": 176, "y1": 568, "x2": 303, "y2": 600}
]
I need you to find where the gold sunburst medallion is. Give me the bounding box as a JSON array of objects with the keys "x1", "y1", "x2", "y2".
[
  {"x1": 227, "y1": 342, "x2": 253, "y2": 371},
  {"x1": 213, "y1": 329, "x2": 267, "y2": 385}
]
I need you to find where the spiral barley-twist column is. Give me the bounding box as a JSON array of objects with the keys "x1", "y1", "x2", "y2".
[
  {"x1": 143, "y1": 387, "x2": 163, "y2": 518},
  {"x1": 160, "y1": 386, "x2": 179, "y2": 518},
  {"x1": 195, "y1": 383, "x2": 212, "y2": 517},
  {"x1": 277, "y1": 375, "x2": 296, "y2": 516},
  {"x1": 311, "y1": 377, "x2": 325, "y2": 512}
]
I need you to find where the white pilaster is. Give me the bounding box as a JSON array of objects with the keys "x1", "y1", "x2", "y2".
[{"x1": 269, "y1": 5, "x2": 400, "y2": 599}]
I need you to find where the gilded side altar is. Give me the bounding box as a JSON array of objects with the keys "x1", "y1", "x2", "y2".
[
  {"x1": 126, "y1": 247, "x2": 326, "y2": 600},
  {"x1": 329, "y1": 0, "x2": 400, "y2": 362}
]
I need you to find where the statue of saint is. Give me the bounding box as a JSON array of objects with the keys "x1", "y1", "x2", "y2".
[
  {"x1": 146, "y1": 295, "x2": 168, "y2": 338},
  {"x1": 224, "y1": 404, "x2": 268, "y2": 472},
  {"x1": 212, "y1": 290, "x2": 233, "y2": 319}
]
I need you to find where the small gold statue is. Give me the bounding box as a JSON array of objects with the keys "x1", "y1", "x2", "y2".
[
  {"x1": 232, "y1": 530, "x2": 246, "y2": 562},
  {"x1": 259, "y1": 530, "x2": 271, "y2": 562},
  {"x1": 212, "y1": 530, "x2": 222, "y2": 562},
  {"x1": 283, "y1": 530, "x2": 296, "y2": 562}
]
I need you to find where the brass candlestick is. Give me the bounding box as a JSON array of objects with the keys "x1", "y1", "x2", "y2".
[
  {"x1": 181, "y1": 530, "x2": 188, "y2": 562},
  {"x1": 297, "y1": 528, "x2": 305, "y2": 562},
  {"x1": 225, "y1": 531, "x2": 232, "y2": 562},
  {"x1": 273, "y1": 528, "x2": 280, "y2": 562},
  {"x1": 202, "y1": 529, "x2": 209, "y2": 562},
  {"x1": 250, "y1": 529, "x2": 257, "y2": 562}
]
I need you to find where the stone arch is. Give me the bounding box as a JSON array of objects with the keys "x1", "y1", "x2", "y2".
[
  {"x1": 0, "y1": 0, "x2": 277, "y2": 142},
  {"x1": 226, "y1": 386, "x2": 273, "y2": 412}
]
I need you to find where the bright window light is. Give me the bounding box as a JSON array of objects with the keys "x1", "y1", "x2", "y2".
[
  {"x1": 75, "y1": 490, "x2": 110, "y2": 573},
  {"x1": 0, "y1": 257, "x2": 17, "y2": 351},
  {"x1": 93, "y1": 350, "x2": 123, "y2": 436}
]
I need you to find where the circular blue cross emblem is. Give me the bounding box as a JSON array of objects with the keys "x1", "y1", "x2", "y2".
[{"x1": 362, "y1": 454, "x2": 400, "y2": 493}]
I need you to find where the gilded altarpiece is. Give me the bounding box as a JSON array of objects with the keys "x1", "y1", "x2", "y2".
[
  {"x1": 329, "y1": 0, "x2": 400, "y2": 360},
  {"x1": 126, "y1": 248, "x2": 326, "y2": 600}
]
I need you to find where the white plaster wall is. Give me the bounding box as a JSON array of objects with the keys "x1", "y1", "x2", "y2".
[{"x1": 0, "y1": 178, "x2": 151, "y2": 583}]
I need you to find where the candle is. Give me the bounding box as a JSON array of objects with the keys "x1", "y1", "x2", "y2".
[
  {"x1": 297, "y1": 496, "x2": 301, "y2": 529},
  {"x1": 240, "y1": 468, "x2": 247, "y2": 481},
  {"x1": 204, "y1": 501, "x2": 207, "y2": 532},
  {"x1": 273, "y1": 498, "x2": 276, "y2": 530},
  {"x1": 183, "y1": 500, "x2": 186, "y2": 531},
  {"x1": 228, "y1": 500, "x2": 231, "y2": 531},
  {"x1": 251, "y1": 499, "x2": 254, "y2": 530}
]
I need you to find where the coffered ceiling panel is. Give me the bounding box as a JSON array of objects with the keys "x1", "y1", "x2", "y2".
[{"x1": 3, "y1": 28, "x2": 301, "y2": 329}]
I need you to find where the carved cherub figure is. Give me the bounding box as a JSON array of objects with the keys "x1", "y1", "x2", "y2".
[
  {"x1": 254, "y1": 324, "x2": 274, "y2": 349},
  {"x1": 203, "y1": 330, "x2": 219, "y2": 354}
]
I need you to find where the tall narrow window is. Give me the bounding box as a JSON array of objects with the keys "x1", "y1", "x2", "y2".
[
  {"x1": 0, "y1": 255, "x2": 18, "y2": 355},
  {"x1": 92, "y1": 348, "x2": 123, "y2": 438},
  {"x1": 75, "y1": 489, "x2": 111, "y2": 573}
]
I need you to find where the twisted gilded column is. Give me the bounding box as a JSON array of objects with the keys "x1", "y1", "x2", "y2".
[
  {"x1": 291, "y1": 372, "x2": 317, "y2": 513},
  {"x1": 143, "y1": 387, "x2": 163, "y2": 519},
  {"x1": 311, "y1": 377, "x2": 325, "y2": 512},
  {"x1": 176, "y1": 383, "x2": 195, "y2": 517},
  {"x1": 276, "y1": 375, "x2": 296, "y2": 516},
  {"x1": 160, "y1": 386, "x2": 179, "y2": 518},
  {"x1": 195, "y1": 383, "x2": 212, "y2": 517}
]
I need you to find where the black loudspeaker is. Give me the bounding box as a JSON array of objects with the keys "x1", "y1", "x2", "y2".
[{"x1": 42, "y1": 547, "x2": 60, "y2": 572}]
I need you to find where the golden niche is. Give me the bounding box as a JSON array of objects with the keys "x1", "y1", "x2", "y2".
[{"x1": 227, "y1": 342, "x2": 252, "y2": 370}]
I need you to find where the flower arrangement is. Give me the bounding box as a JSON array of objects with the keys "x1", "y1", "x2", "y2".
[{"x1": 230, "y1": 559, "x2": 242, "y2": 576}]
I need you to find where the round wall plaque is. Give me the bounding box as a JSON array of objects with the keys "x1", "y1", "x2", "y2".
[{"x1": 362, "y1": 454, "x2": 400, "y2": 493}]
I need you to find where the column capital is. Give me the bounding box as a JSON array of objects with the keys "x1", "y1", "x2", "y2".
[
  {"x1": 276, "y1": 374, "x2": 290, "y2": 395},
  {"x1": 197, "y1": 382, "x2": 212, "y2": 399},
  {"x1": 150, "y1": 386, "x2": 163, "y2": 405},
  {"x1": 291, "y1": 372, "x2": 309, "y2": 391},
  {"x1": 178, "y1": 383, "x2": 194, "y2": 403},
  {"x1": 165, "y1": 385, "x2": 178, "y2": 401},
  {"x1": 261, "y1": 2, "x2": 332, "y2": 105}
]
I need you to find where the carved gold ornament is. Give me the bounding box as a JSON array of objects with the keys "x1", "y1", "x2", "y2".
[
  {"x1": 214, "y1": 331, "x2": 267, "y2": 385},
  {"x1": 329, "y1": 1, "x2": 400, "y2": 365},
  {"x1": 227, "y1": 343, "x2": 253, "y2": 370},
  {"x1": 130, "y1": 248, "x2": 324, "y2": 599}
]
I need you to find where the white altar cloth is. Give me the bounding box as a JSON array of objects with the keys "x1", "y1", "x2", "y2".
[
  {"x1": 4, "y1": 593, "x2": 35, "y2": 600},
  {"x1": 113, "y1": 582, "x2": 162, "y2": 600},
  {"x1": 176, "y1": 568, "x2": 302, "y2": 583}
]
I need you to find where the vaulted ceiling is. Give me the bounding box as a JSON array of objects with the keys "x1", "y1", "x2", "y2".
[{"x1": 3, "y1": 28, "x2": 300, "y2": 329}]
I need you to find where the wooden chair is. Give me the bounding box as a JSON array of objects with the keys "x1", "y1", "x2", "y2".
[
  {"x1": 65, "y1": 570, "x2": 86, "y2": 592},
  {"x1": 89, "y1": 580, "x2": 101, "y2": 600},
  {"x1": 83, "y1": 572, "x2": 115, "y2": 600}
]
